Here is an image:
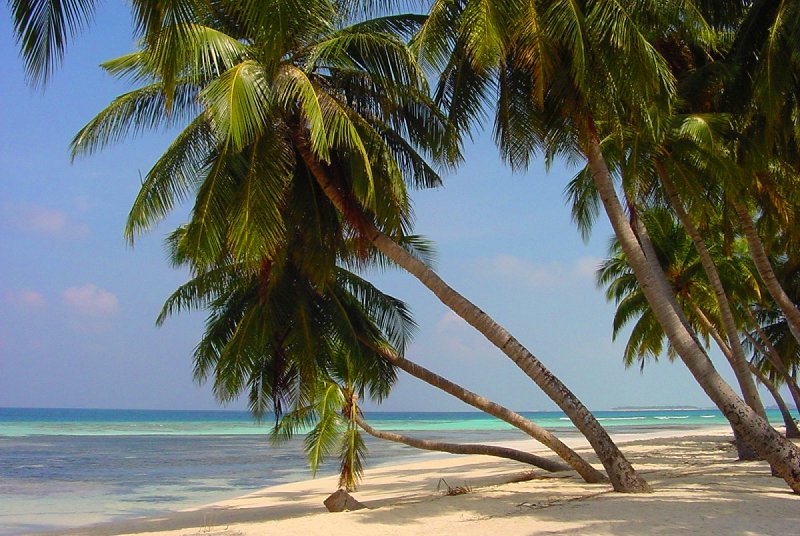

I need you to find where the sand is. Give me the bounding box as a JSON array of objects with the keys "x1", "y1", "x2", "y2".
[{"x1": 46, "y1": 426, "x2": 800, "y2": 536}]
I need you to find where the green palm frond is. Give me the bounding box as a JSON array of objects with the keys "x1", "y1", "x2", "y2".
[
  {"x1": 305, "y1": 381, "x2": 345, "y2": 475},
  {"x1": 412, "y1": 0, "x2": 461, "y2": 72},
  {"x1": 202, "y1": 60, "x2": 272, "y2": 150},
  {"x1": 10, "y1": 0, "x2": 99, "y2": 86},
  {"x1": 338, "y1": 411, "x2": 367, "y2": 490},
  {"x1": 226, "y1": 138, "x2": 292, "y2": 262},
  {"x1": 336, "y1": 269, "x2": 417, "y2": 355},
  {"x1": 70, "y1": 82, "x2": 199, "y2": 159},
  {"x1": 273, "y1": 64, "x2": 330, "y2": 159},
  {"x1": 564, "y1": 166, "x2": 600, "y2": 242},
  {"x1": 308, "y1": 27, "x2": 427, "y2": 90},
  {"x1": 125, "y1": 115, "x2": 217, "y2": 243}
]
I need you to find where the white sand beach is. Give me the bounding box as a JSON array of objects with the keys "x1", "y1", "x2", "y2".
[{"x1": 45, "y1": 426, "x2": 800, "y2": 536}]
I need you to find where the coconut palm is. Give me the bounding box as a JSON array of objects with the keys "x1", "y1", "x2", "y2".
[
  {"x1": 719, "y1": 0, "x2": 800, "y2": 345},
  {"x1": 164, "y1": 221, "x2": 575, "y2": 487},
  {"x1": 598, "y1": 207, "x2": 800, "y2": 439},
  {"x1": 273, "y1": 345, "x2": 571, "y2": 492},
  {"x1": 570, "y1": 112, "x2": 771, "y2": 461},
  {"x1": 52, "y1": 1, "x2": 644, "y2": 490},
  {"x1": 415, "y1": 0, "x2": 800, "y2": 489}
]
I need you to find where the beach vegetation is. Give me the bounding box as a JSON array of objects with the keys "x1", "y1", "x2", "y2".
[
  {"x1": 9, "y1": 0, "x2": 800, "y2": 492},
  {"x1": 19, "y1": 0, "x2": 648, "y2": 491}
]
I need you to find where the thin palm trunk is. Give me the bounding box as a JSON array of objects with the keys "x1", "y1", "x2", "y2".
[
  {"x1": 295, "y1": 134, "x2": 651, "y2": 492},
  {"x1": 733, "y1": 200, "x2": 800, "y2": 345},
  {"x1": 587, "y1": 132, "x2": 800, "y2": 492},
  {"x1": 660, "y1": 170, "x2": 767, "y2": 419},
  {"x1": 748, "y1": 363, "x2": 800, "y2": 439},
  {"x1": 689, "y1": 303, "x2": 763, "y2": 458},
  {"x1": 365, "y1": 342, "x2": 607, "y2": 483},
  {"x1": 354, "y1": 415, "x2": 570, "y2": 471},
  {"x1": 744, "y1": 309, "x2": 800, "y2": 412}
]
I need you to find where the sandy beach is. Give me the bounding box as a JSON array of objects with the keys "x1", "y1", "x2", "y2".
[{"x1": 42, "y1": 426, "x2": 799, "y2": 536}]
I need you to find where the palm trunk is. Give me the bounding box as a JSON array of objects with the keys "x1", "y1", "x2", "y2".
[
  {"x1": 354, "y1": 415, "x2": 570, "y2": 472},
  {"x1": 744, "y1": 310, "x2": 800, "y2": 413},
  {"x1": 689, "y1": 303, "x2": 759, "y2": 459},
  {"x1": 295, "y1": 134, "x2": 650, "y2": 492},
  {"x1": 733, "y1": 201, "x2": 800, "y2": 345},
  {"x1": 748, "y1": 363, "x2": 800, "y2": 439},
  {"x1": 366, "y1": 342, "x2": 607, "y2": 483},
  {"x1": 659, "y1": 170, "x2": 767, "y2": 422},
  {"x1": 586, "y1": 132, "x2": 800, "y2": 492}
]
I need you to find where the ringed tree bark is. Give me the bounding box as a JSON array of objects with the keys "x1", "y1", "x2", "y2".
[
  {"x1": 586, "y1": 130, "x2": 800, "y2": 492},
  {"x1": 296, "y1": 135, "x2": 651, "y2": 493}
]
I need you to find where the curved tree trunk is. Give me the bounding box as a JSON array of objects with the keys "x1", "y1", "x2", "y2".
[
  {"x1": 748, "y1": 363, "x2": 800, "y2": 439},
  {"x1": 354, "y1": 415, "x2": 570, "y2": 472},
  {"x1": 689, "y1": 303, "x2": 760, "y2": 458},
  {"x1": 587, "y1": 132, "x2": 800, "y2": 492},
  {"x1": 733, "y1": 201, "x2": 800, "y2": 345},
  {"x1": 296, "y1": 136, "x2": 650, "y2": 493},
  {"x1": 364, "y1": 341, "x2": 607, "y2": 483},
  {"x1": 744, "y1": 311, "x2": 800, "y2": 413},
  {"x1": 660, "y1": 170, "x2": 767, "y2": 426}
]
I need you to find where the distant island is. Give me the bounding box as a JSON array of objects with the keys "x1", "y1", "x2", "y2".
[{"x1": 611, "y1": 405, "x2": 704, "y2": 411}]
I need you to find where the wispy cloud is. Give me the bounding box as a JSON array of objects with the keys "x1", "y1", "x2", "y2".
[
  {"x1": 477, "y1": 254, "x2": 563, "y2": 287},
  {"x1": 477, "y1": 254, "x2": 602, "y2": 288},
  {"x1": 3, "y1": 203, "x2": 89, "y2": 237},
  {"x1": 4, "y1": 289, "x2": 47, "y2": 311},
  {"x1": 431, "y1": 311, "x2": 495, "y2": 360},
  {"x1": 572, "y1": 256, "x2": 602, "y2": 280},
  {"x1": 62, "y1": 284, "x2": 119, "y2": 316}
]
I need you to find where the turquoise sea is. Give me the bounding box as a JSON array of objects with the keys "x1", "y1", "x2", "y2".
[{"x1": 0, "y1": 407, "x2": 794, "y2": 534}]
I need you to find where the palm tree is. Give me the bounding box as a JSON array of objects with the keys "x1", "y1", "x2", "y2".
[
  {"x1": 597, "y1": 208, "x2": 800, "y2": 438},
  {"x1": 49, "y1": 1, "x2": 647, "y2": 491},
  {"x1": 721, "y1": 0, "x2": 800, "y2": 345},
  {"x1": 415, "y1": 0, "x2": 800, "y2": 489},
  {"x1": 164, "y1": 224, "x2": 574, "y2": 486},
  {"x1": 273, "y1": 346, "x2": 571, "y2": 492}
]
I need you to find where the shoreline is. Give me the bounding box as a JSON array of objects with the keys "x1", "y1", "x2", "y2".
[{"x1": 38, "y1": 424, "x2": 800, "y2": 536}]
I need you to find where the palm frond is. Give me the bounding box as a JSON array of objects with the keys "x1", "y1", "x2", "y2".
[{"x1": 10, "y1": 0, "x2": 99, "y2": 86}]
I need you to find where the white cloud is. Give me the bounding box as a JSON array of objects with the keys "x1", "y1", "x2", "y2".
[
  {"x1": 572, "y1": 256, "x2": 602, "y2": 280},
  {"x1": 62, "y1": 284, "x2": 119, "y2": 316},
  {"x1": 435, "y1": 310, "x2": 467, "y2": 334},
  {"x1": 430, "y1": 311, "x2": 495, "y2": 360},
  {"x1": 476, "y1": 254, "x2": 603, "y2": 288},
  {"x1": 3, "y1": 203, "x2": 89, "y2": 237},
  {"x1": 4, "y1": 290, "x2": 47, "y2": 311},
  {"x1": 478, "y1": 254, "x2": 564, "y2": 287}
]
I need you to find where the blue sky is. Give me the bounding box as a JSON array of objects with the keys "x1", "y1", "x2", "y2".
[{"x1": 0, "y1": 4, "x2": 777, "y2": 413}]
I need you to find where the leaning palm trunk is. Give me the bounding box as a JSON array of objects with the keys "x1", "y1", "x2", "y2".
[
  {"x1": 354, "y1": 415, "x2": 569, "y2": 472},
  {"x1": 587, "y1": 133, "x2": 800, "y2": 492},
  {"x1": 733, "y1": 201, "x2": 800, "y2": 345},
  {"x1": 690, "y1": 303, "x2": 768, "y2": 457},
  {"x1": 748, "y1": 363, "x2": 800, "y2": 439},
  {"x1": 366, "y1": 342, "x2": 606, "y2": 483},
  {"x1": 744, "y1": 311, "x2": 800, "y2": 413},
  {"x1": 660, "y1": 172, "x2": 765, "y2": 460},
  {"x1": 296, "y1": 136, "x2": 650, "y2": 493},
  {"x1": 660, "y1": 171, "x2": 767, "y2": 419}
]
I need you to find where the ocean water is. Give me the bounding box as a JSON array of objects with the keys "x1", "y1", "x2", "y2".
[{"x1": 0, "y1": 407, "x2": 793, "y2": 534}]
